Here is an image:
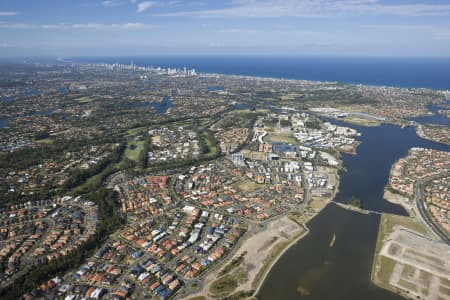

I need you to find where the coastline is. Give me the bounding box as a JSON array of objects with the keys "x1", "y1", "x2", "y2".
[
  {"x1": 415, "y1": 124, "x2": 450, "y2": 146},
  {"x1": 184, "y1": 215, "x2": 311, "y2": 300},
  {"x1": 250, "y1": 222, "x2": 310, "y2": 297},
  {"x1": 66, "y1": 56, "x2": 450, "y2": 92},
  {"x1": 250, "y1": 164, "x2": 356, "y2": 299},
  {"x1": 250, "y1": 166, "x2": 343, "y2": 296},
  {"x1": 382, "y1": 189, "x2": 415, "y2": 217}
]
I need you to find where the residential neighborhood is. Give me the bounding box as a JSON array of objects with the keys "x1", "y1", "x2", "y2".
[{"x1": 0, "y1": 196, "x2": 98, "y2": 286}]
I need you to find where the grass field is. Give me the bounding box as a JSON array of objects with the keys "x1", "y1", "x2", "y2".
[
  {"x1": 124, "y1": 141, "x2": 145, "y2": 162},
  {"x1": 124, "y1": 127, "x2": 146, "y2": 137},
  {"x1": 219, "y1": 252, "x2": 247, "y2": 277},
  {"x1": 74, "y1": 96, "x2": 100, "y2": 103},
  {"x1": 234, "y1": 181, "x2": 262, "y2": 193},
  {"x1": 265, "y1": 133, "x2": 298, "y2": 145},
  {"x1": 210, "y1": 274, "x2": 238, "y2": 298},
  {"x1": 34, "y1": 138, "x2": 53, "y2": 144},
  {"x1": 308, "y1": 197, "x2": 328, "y2": 212},
  {"x1": 281, "y1": 93, "x2": 302, "y2": 101},
  {"x1": 343, "y1": 117, "x2": 381, "y2": 127},
  {"x1": 186, "y1": 281, "x2": 201, "y2": 293},
  {"x1": 376, "y1": 214, "x2": 427, "y2": 248},
  {"x1": 203, "y1": 131, "x2": 220, "y2": 158},
  {"x1": 233, "y1": 108, "x2": 269, "y2": 114},
  {"x1": 71, "y1": 165, "x2": 113, "y2": 194},
  {"x1": 241, "y1": 149, "x2": 266, "y2": 161}
]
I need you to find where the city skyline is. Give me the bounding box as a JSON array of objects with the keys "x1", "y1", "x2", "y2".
[{"x1": 1, "y1": 0, "x2": 450, "y2": 57}]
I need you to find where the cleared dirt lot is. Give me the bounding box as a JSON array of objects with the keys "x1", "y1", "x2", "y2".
[
  {"x1": 189, "y1": 215, "x2": 305, "y2": 299},
  {"x1": 373, "y1": 214, "x2": 450, "y2": 300}
]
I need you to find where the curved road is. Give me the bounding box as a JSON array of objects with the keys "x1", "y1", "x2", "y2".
[{"x1": 415, "y1": 175, "x2": 450, "y2": 245}]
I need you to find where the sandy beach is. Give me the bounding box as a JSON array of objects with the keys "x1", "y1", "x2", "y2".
[
  {"x1": 186, "y1": 215, "x2": 307, "y2": 299},
  {"x1": 383, "y1": 189, "x2": 415, "y2": 216}
]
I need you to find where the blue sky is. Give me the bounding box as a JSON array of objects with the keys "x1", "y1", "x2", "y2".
[{"x1": 0, "y1": 0, "x2": 450, "y2": 56}]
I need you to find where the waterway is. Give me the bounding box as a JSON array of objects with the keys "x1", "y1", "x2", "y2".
[
  {"x1": 258, "y1": 121, "x2": 450, "y2": 299},
  {"x1": 0, "y1": 109, "x2": 55, "y2": 129},
  {"x1": 0, "y1": 117, "x2": 11, "y2": 129},
  {"x1": 126, "y1": 95, "x2": 173, "y2": 114},
  {"x1": 0, "y1": 96, "x2": 174, "y2": 129},
  {"x1": 153, "y1": 95, "x2": 173, "y2": 114},
  {"x1": 408, "y1": 100, "x2": 450, "y2": 127}
]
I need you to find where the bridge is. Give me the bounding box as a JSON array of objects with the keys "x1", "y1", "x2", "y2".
[
  {"x1": 331, "y1": 201, "x2": 449, "y2": 245},
  {"x1": 332, "y1": 201, "x2": 383, "y2": 215}
]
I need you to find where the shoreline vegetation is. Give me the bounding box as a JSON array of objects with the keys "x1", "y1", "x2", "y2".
[
  {"x1": 340, "y1": 117, "x2": 382, "y2": 127},
  {"x1": 186, "y1": 215, "x2": 310, "y2": 300}
]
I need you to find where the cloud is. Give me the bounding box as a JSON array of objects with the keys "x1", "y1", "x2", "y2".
[
  {"x1": 72, "y1": 23, "x2": 154, "y2": 29},
  {"x1": 432, "y1": 29, "x2": 450, "y2": 41},
  {"x1": 134, "y1": 0, "x2": 185, "y2": 13},
  {"x1": 137, "y1": 1, "x2": 157, "y2": 12},
  {"x1": 0, "y1": 22, "x2": 154, "y2": 30},
  {"x1": 218, "y1": 28, "x2": 261, "y2": 34},
  {"x1": 72, "y1": 23, "x2": 110, "y2": 29},
  {"x1": 0, "y1": 11, "x2": 17, "y2": 17},
  {"x1": 151, "y1": 0, "x2": 450, "y2": 18},
  {"x1": 123, "y1": 22, "x2": 155, "y2": 29},
  {"x1": 40, "y1": 23, "x2": 69, "y2": 29},
  {"x1": 0, "y1": 22, "x2": 33, "y2": 29},
  {"x1": 208, "y1": 42, "x2": 225, "y2": 48},
  {"x1": 0, "y1": 42, "x2": 11, "y2": 47},
  {"x1": 101, "y1": 0, "x2": 126, "y2": 7},
  {"x1": 358, "y1": 23, "x2": 450, "y2": 43}
]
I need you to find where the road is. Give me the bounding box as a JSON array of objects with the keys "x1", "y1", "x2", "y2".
[{"x1": 415, "y1": 175, "x2": 450, "y2": 245}]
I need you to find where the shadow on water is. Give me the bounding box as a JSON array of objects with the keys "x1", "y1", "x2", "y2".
[
  {"x1": 296, "y1": 260, "x2": 333, "y2": 296},
  {"x1": 258, "y1": 121, "x2": 450, "y2": 300}
]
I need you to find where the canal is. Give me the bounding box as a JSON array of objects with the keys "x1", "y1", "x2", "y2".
[{"x1": 258, "y1": 120, "x2": 450, "y2": 299}]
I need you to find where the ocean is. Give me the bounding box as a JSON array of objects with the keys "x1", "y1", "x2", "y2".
[{"x1": 68, "y1": 56, "x2": 450, "y2": 90}]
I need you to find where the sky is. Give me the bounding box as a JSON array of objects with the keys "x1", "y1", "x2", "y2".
[{"x1": 0, "y1": 0, "x2": 450, "y2": 57}]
